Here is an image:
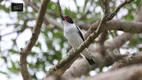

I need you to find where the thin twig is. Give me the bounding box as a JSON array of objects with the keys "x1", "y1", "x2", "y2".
[
  {"x1": 107, "y1": 0, "x2": 133, "y2": 20},
  {"x1": 74, "y1": 0, "x2": 80, "y2": 12},
  {"x1": 57, "y1": 0, "x2": 62, "y2": 16},
  {"x1": 20, "y1": 0, "x2": 50, "y2": 80}
]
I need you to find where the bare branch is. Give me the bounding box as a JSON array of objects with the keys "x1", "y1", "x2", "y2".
[
  {"x1": 105, "y1": 33, "x2": 133, "y2": 50},
  {"x1": 23, "y1": 0, "x2": 63, "y2": 29},
  {"x1": 100, "y1": 0, "x2": 110, "y2": 15},
  {"x1": 46, "y1": 63, "x2": 142, "y2": 80},
  {"x1": 57, "y1": 0, "x2": 62, "y2": 16},
  {"x1": 20, "y1": 0, "x2": 50, "y2": 80},
  {"x1": 62, "y1": 47, "x2": 128, "y2": 77},
  {"x1": 110, "y1": 52, "x2": 142, "y2": 71},
  {"x1": 99, "y1": 0, "x2": 109, "y2": 45},
  {"x1": 107, "y1": 0, "x2": 133, "y2": 20},
  {"x1": 84, "y1": 19, "x2": 142, "y2": 38},
  {"x1": 98, "y1": 31, "x2": 108, "y2": 45},
  {"x1": 81, "y1": 65, "x2": 142, "y2": 80},
  {"x1": 85, "y1": 0, "x2": 133, "y2": 37},
  {"x1": 106, "y1": 1, "x2": 142, "y2": 71},
  {"x1": 105, "y1": 2, "x2": 142, "y2": 50}
]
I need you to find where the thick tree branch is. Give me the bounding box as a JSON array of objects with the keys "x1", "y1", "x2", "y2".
[
  {"x1": 79, "y1": 65, "x2": 142, "y2": 80},
  {"x1": 106, "y1": 20, "x2": 142, "y2": 33},
  {"x1": 62, "y1": 49, "x2": 127, "y2": 78},
  {"x1": 45, "y1": 64, "x2": 142, "y2": 80},
  {"x1": 105, "y1": 32, "x2": 133, "y2": 50},
  {"x1": 90, "y1": 65, "x2": 142, "y2": 80},
  {"x1": 110, "y1": 52, "x2": 142, "y2": 71},
  {"x1": 20, "y1": 0, "x2": 50, "y2": 80},
  {"x1": 84, "y1": 19, "x2": 142, "y2": 39}
]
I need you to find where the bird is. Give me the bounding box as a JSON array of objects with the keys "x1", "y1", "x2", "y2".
[{"x1": 60, "y1": 15, "x2": 95, "y2": 65}]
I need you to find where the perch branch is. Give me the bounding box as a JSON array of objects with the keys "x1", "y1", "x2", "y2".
[
  {"x1": 45, "y1": 0, "x2": 133, "y2": 77},
  {"x1": 20, "y1": 0, "x2": 50, "y2": 80},
  {"x1": 110, "y1": 52, "x2": 142, "y2": 71}
]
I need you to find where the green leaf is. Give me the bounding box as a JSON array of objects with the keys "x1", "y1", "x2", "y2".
[
  {"x1": 9, "y1": 49, "x2": 18, "y2": 54},
  {"x1": 8, "y1": 61, "x2": 20, "y2": 74},
  {"x1": 64, "y1": 8, "x2": 71, "y2": 16},
  {"x1": 1, "y1": 56, "x2": 7, "y2": 63},
  {"x1": 0, "y1": 5, "x2": 10, "y2": 13}
]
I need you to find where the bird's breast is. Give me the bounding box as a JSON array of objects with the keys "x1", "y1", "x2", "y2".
[
  {"x1": 64, "y1": 26, "x2": 76, "y2": 33},
  {"x1": 64, "y1": 28, "x2": 83, "y2": 47}
]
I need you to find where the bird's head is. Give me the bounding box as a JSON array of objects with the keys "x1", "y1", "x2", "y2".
[{"x1": 60, "y1": 15, "x2": 74, "y2": 24}]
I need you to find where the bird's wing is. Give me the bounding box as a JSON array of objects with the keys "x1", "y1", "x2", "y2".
[{"x1": 76, "y1": 26, "x2": 85, "y2": 41}]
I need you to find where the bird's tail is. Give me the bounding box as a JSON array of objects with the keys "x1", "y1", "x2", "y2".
[
  {"x1": 81, "y1": 48, "x2": 95, "y2": 65},
  {"x1": 85, "y1": 57, "x2": 95, "y2": 65}
]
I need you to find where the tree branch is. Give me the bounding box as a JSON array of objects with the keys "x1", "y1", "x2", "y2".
[
  {"x1": 105, "y1": 1, "x2": 142, "y2": 50},
  {"x1": 20, "y1": 0, "x2": 50, "y2": 80},
  {"x1": 106, "y1": 1, "x2": 142, "y2": 71},
  {"x1": 80, "y1": 65, "x2": 142, "y2": 80},
  {"x1": 107, "y1": 0, "x2": 133, "y2": 20},
  {"x1": 45, "y1": 64, "x2": 142, "y2": 80},
  {"x1": 110, "y1": 52, "x2": 142, "y2": 71},
  {"x1": 106, "y1": 20, "x2": 142, "y2": 33},
  {"x1": 58, "y1": 0, "x2": 134, "y2": 78},
  {"x1": 45, "y1": 0, "x2": 133, "y2": 78},
  {"x1": 62, "y1": 48, "x2": 127, "y2": 78},
  {"x1": 83, "y1": 19, "x2": 142, "y2": 38},
  {"x1": 100, "y1": 0, "x2": 110, "y2": 15},
  {"x1": 85, "y1": 0, "x2": 134, "y2": 37},
  {"x1": 105, "y1": 32, "x2": 133, "y2": 50}
]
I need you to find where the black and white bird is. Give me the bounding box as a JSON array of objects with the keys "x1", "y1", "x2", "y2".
[{"x1": 60, "y1": 15, "x2": 95, "y2": 65}]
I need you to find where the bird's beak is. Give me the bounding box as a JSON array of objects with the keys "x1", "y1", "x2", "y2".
[{"x1": 60, "y1": 15, "x2": 64, "y2": 20}]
